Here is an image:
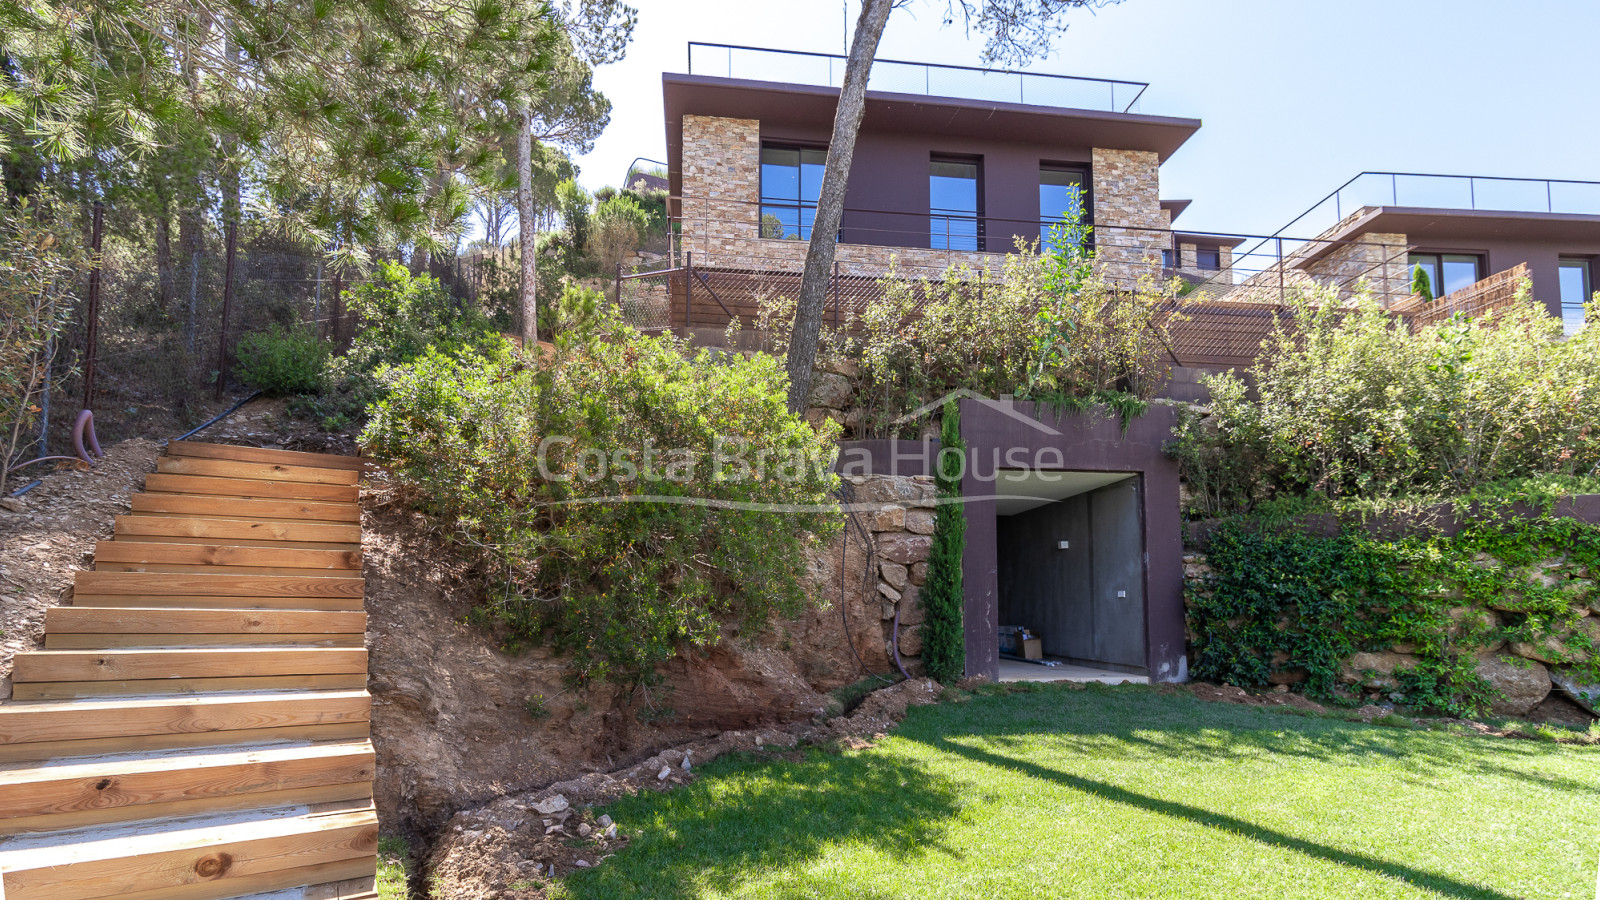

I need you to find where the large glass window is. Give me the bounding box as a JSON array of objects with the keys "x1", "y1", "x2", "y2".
[
  {"x1": 930, "y1": 158, "x2": 981, "y2": 251},
  {"x1": 760, "y1": 145, "x2": 826, "y2": 240},
  {"x1": 1196, "y1": 248, "x2": 1222, "y2": 271},
  {"x1": 1408, "y1": 252, "x2": 1482, "y2": 299},
  {"x1": 1039, "y1": 166, "x2": 1087, "y2": 235},
  {"x1": 1560, "y1": 258, "x2": 1592, "y2": 335}
]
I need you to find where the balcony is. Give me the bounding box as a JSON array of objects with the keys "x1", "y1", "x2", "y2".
[
  {"x1": 1281, "y1": 172, "x2": 1600, "y2": 240},
  {"x1": 685, "y1": 43, "x2": 1148, "y2": 114}
]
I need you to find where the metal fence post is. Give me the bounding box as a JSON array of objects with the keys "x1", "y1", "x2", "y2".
[
  {"x1": 832, "y1": 261, "x2": 840, "y2": 329},
  {"x1": 615, "y1": 263, "x2": 623, "y2": 307},
  {"x1": 685, "y1": 251, "x2": 694, "y2": 330},
  {"x1": 80, "y1": 201, "x2": 104, "y2": 412},
  {"x1": 1276, "y1": 237, "x2": 1284, "y2": 305},
  {"x1": 214, "y1": 220, "x2": 238, "y2": 400}
]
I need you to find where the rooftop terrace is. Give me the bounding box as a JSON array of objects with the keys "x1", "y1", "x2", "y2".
[
  {"x1": 1280, "y1": 172, "x2": 1600, "y2": 239},
  {"x1": 685, "y1": 42, "x2": 1148, "y2": 114}
]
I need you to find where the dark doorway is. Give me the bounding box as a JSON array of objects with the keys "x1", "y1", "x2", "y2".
[{"x1": 995, "y1": 473, "x2": 1146, "y2": 672}]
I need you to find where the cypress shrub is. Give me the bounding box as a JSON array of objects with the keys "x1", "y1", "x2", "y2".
[{"x1": 921, "y1": 401, "x2": 966, "y2": 682}]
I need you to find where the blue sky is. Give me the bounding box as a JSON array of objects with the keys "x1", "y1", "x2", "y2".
[{"x1": 574, "y1": 0, "x2": 1599, "y2": 240}]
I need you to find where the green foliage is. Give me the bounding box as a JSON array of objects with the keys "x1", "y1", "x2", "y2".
[
  {"x1": 1189, "y1": 514, "x2": 1600, "y2": 717},
  {"x1": 0, "y1": 194, "x2": 83, "y2": 494},
  {"x1": 1411, "y1": 265, "x2": 1433, "y2": 302},
  {"x1": 1170, "y1": 287, "x2": 1600, "y2": 517},
  {"x1": 555, "y1": 179, "x2": 594, "y2": 273},
  {"x1": 235, "y1": 326, "x2": 328, "y2": 396},
  {"x1": 921, "y1": 402, "x2": 967, "y2": 683},
  {"x1": 338, "y1": 261, "x2": 498, "y2": 377},
  {"x1": 588, "y1": 192, "x2": 649, "y2": 271},
  {"x1": 554, "y1": 279, "x2": 604, "y2": 336},
  {"x1": 836, "y1": 210, "x2": 1178, "y2": 435},
  {"x1": 361, "y1": 314, "x2": 840, "y2": 685}
]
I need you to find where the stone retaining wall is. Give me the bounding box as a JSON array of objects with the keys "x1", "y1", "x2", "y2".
[{"x1": 842, "y1": 474, "x2": 940, "y2": 672}]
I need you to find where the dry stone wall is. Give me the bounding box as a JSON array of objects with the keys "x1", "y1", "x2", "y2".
[{"x1": 842, "y1": 474, "x2": 940, "y2": 672}]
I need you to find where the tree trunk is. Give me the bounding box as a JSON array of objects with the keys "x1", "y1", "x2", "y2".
[
  {"x1": 516, "y1": 107, "x2": 540, "y2": 348},
  {"x1": 783, "y1": 0, "x2": 893, "y2": 414}
]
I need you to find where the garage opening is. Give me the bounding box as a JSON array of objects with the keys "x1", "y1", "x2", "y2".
[{"x1": 994, "y1": 470, "x2": 1147, "y2": 683}]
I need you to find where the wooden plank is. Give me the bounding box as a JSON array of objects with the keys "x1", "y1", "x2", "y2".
[
  {"x1": 74, "y1": 572, "x2": 363, "y2": 599},
  {"x1": 303, "y1": 874, "x2": 380, "y2": 900},
  {"x1": 0, "y1": 808, "x2": 378, "y2": 900},
  {"x1": 168, "y1": 440, "x2": 367, "y2": 471},
  {"x1": 113, "y1": 516, "x2": 361, "y2": 549},
  {"x1": 94, "y1": 542, "x2": 361, "y2": 572},
  {"x1": 0, "y1": 723, "x2": 369, "y2": 764},
  {"x1": 0, "y1": 781, "x2": 373, "y2": 837},
  {"x1": 106, "y1": 857, "x2": 378, "y2": 900},
  {"x1": 0, "y1": 741, "x2": 374, "y2": 821},
  {"x1": 68, "y1": 595, "x2": 365, "y2": 612},
  {"x1": 11, "y1": 648, "x2": 369, "y2": 682},
  {"x1": 0, "y1": 691, "x2": 370, "y2": 746},
  {"x1": 157, "y1": 456, "x2": 360, "y2": 486},
  {"x1": 45, "y1": 633, "x2": 364, "y2": 650},
  {"x1": 129, "y1": 494, "x2": 361, "y2": 524},
  {"x1": 10, "y1": 674, "x2": 368, "y2": 701},
  {"x1": 46, "y1": 608, "x2": 366, "y2": 635},
  {"x1": 144, "y1": 473, "x2": 359, "y2": 504}
]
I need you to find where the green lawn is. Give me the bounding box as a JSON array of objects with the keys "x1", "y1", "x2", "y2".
[{"x1": 554, "y1": 684, "x2": 1600, "y2": 900}]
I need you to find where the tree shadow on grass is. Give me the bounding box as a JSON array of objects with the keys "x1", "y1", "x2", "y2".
[
  {"x1": 559, "y1": 749, "x2": 964, "y2": 900},
  {"x1": 922, "y1": 735, "x2": 1523, "y2": 900},
  {"x1": 935, "y1": 684, "x2": 1600, "y2": 797}
]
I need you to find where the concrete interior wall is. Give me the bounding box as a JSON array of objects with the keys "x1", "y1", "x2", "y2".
[{"x1": 996, "y1": 477, "x2": 1146, "y2": 670}]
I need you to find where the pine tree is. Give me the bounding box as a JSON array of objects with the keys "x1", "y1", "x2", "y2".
[
  {"x1": 921, "y1": 401, "x2": 967, "y2": 683},
  {"x1": 1412, "y1": 265, "x2": 1433, "y2": 301}
]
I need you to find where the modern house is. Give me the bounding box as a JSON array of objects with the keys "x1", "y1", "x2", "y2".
[
  {"x1": 662, "y1": 43, "x2": 1202, "y2": 293},
  {"x1": 1200, "y1": 173, "x2": 1600, "y2": 334}
]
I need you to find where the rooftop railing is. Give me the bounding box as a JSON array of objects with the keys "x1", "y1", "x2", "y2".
[
  {"x1": 685, "y1": 42, "x2": 1148, "y2": 114},
  {"x1": 1278, "y1": 172, "x2": 1600, "y2": 241}
]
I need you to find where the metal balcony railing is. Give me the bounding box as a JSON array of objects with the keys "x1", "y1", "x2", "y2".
[{"x1": 685, "y1": 42, "x2": 1148, "y2": 114}]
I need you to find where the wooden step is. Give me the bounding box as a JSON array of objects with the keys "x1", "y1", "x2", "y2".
[
  {"x1": 167, "y1": 440, "x2": 367, "y2": 472},
  {"x1": 144, "y1": 474, "x2": 359, "y2": 504},
  {"x1": 113, "y1": 516, "x2": 361, "y2": 550},
  {"x1": 94, "y1": 541, "x2": 362, "y2": 574},
  {"x1": 12, "y1": 649, "x2": 369, "y2": 684},
  {"x1": 130, "y1": 494, "x2": 361, "y2": 524},
  {"x1": 47, "y1": 608, "x2": 367, "y2": 636},
  {"x1": 157, "y1": 457, "x2": 360, "y2": 486},
  {"x1": 0, "y1": 741, "x2": 375, "y2": 833},
  {"x1": 74, "y1": 572, "x2": 363, "y2": 600},
  {"x1": 0, "y1": 802, "x2": 378, "y2": 900},
  {"x1": 68, "y1": 596, "x2": 365, "y2": 612},
  {"x1": 0, "y1": 691, "x2": 371, "y2": 749},
  {"x1": 0, "y1": 723, "x2": 371, "y2": 765},
  {"x1": 45, "y1": 633, "x2": 363, "y2": 650},
  {"x1": 11, "y1": 675, "x2": 369, "y2": 702}
]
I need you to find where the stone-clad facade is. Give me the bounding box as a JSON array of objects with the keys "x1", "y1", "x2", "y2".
[
  {"x1": 678, "y1": 115, "x2": 1167, "y2": 284},
  {"x1": 1227, "y1": 207, "x2": 1411, "y2": 304}
]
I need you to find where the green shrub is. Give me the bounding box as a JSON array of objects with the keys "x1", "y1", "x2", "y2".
[
  {"x1": 921, "y1": 401, "x2": 966, "y2": 683},
  {"x1": 340, "y1": 261, "x2": 497, "y2": 376},
  {"x1": 1189, "y1": 514, "x2": 1600, "y2": 716},
  {"x1": 361, "y1": 314, "x2": 841, "y2": 685},
  {"x1": 1411, "y1": 265, "x2": 1433, "y2": 301},
  {"x1": 235, "y1": 326, "x2": 328, "y2": 396},
  {"x1": 1170, "y1": 287, "x2": 1600, "y2": 516},
  {"x1": 588, "y1": 193, "x2": 649, "y2": 272}
]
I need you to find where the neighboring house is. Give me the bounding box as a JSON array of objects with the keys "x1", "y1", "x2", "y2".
[
  {"x1": 1211, "y1": 173, "x2": 1600, "y2": 334},
  {"x1": 663, "y1": 43, "x2": 1201, "y2": 292}
]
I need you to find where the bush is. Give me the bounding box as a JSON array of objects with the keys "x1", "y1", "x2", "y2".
[
  {"x1": 1189, "y1": 514, "x2": 1600, "y2": 716},
  {"x1": 236, "y1": 326, "x2": 328, "y2": 396},
  {"x1": 361, "y1": 314, "x2": 841, "y2": 685},
  {"x1": 0, "y1": 194, "x2": 84, "y2": 494},
  {"x1": 588, "y1": 193, "x2": 649, "y2": 272},
  {"x1": 1170, "y1": 286, "x2": 1600, "y2": 516}
]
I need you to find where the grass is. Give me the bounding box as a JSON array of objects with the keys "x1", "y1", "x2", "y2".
[
  {"x1": 553, "y1": 683, "x2": 1600, "y2": 900},
  {"x1": 376, "y1": 835, "x2": 413, "y2": 899}
]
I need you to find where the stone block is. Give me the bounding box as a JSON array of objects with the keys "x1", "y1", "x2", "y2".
[
  {"x1": 1337, "y1": 651, "x2": 1417, "y2": 689},
  {"x1": 1476, "y1": 653, "x2": 1551, "y2": 717},
  {"x1": 877, "y1": 532, "x2": 933, "y2": 565},
  {"x1": 877, "y1": 581, "x2": 902, "y2": 602},
  {"x1": 896, "y1": 624, "x2": 923, "y2": 657},
  {"x1": 897, "y1": 584, "x2": 924, "y2": 626},
  {"x1": 904, "y1": 510, "x2": 936, "y2": 535},
  {"x1": 909, "y1": 561, "x2": 927, "y2": 586},
  {"x1": 809, "y1": 372, "x2": 854, "y2": 409},
  {"x1": 868, "y1": 506, "x2": 905, "y2": 532},
  {"x1": 879, "y1": 560, "x2": 909, "y2": 590}
]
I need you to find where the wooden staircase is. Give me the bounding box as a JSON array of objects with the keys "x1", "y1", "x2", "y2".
[{"x1": 0, "y1": 441, "x2": 378, "y2": 900}]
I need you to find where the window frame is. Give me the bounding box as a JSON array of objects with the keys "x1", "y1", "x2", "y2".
[
  {"x1": 929, "y1": 154, "x2": 985, "y2": 252},
  {"x1": 1559, "y1": 256, "x2": 1592, "y2": 335},
  {"x1": 758, "y1": 142, "x2": 828, "y2": 241},
  {"x1": 1408, "y1": 251, "x2": 1484, "y2": 299},
  {"x1": 1038, "y1": 162, "x2": 1092, "y2": 243}
]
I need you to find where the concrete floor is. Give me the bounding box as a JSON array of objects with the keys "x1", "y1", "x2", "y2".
[{"x1": 997, "y1": 658, "x2": 1149, "y2": 684}]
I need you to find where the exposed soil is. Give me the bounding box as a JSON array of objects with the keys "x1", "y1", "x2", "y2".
[
  {"x1": 426, "y1": 678, "x2": 945, "y2": 900},
  {"x1": 0, "y1": 438, "x2": 162, "y2": 694},
  {"x1": 361, "y1": 469, "x2": 893, "y2": 841}
]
